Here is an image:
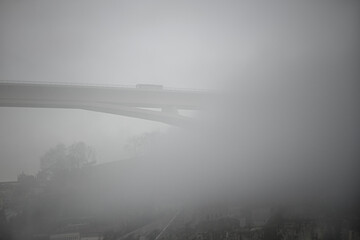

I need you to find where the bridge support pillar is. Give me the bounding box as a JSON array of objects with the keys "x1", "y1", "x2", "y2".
[{"x1": 161, "y1": 106, "x2": 178, "y2": 115}]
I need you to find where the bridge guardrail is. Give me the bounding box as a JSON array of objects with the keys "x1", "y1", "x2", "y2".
[{"x1": 0, "y1": 80, "x2": 210, "y2": 92}]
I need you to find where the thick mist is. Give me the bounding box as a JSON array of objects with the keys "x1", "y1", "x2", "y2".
[
  {"x1": 1, "y1": 1, "x2": 360, "y2": 238},
  {"x1": 81, "y1": 0, "x2": 360, "y2": 210},
  {"x1": 81, "y1": 68, "x2": 360, "y2": 215}
]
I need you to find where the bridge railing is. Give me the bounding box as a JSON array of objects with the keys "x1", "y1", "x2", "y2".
[{"x1": 0, "y1": 80, "x2": 210, "y2": 92}]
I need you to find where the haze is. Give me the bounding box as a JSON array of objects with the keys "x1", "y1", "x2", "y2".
[{"x1": 0, "y1": 1, "x2": 359, "y2": 238}]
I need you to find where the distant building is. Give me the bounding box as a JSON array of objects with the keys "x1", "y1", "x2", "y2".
[
  {"x1": 0, "y1": 181, "x2": 19, "y2": 220},
  {"x1": 49, "y1": 232, "x2": 103, "y2": 240},
  {"x1": 195, "y1": 204, "x2": 228, "y2": 223},
  {"x1": 252, "y1": 208, "x2": 272, "y2": 227},
  {"x1": 50, "y1": 232, "x2": 80, "y2": 240}
]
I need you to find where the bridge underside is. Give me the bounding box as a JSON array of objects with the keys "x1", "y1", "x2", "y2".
[{"x1": 0, "y1": 99, "x2": 193, "y2": 127}]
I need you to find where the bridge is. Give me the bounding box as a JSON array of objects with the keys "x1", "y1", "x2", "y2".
[{"x1": 0, "y1": 82, "x2": 211, "y2": 127}]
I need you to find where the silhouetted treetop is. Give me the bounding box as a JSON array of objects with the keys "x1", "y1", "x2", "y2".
[{"x1": 38, "y1": 142, "x2": 96, "y2": 181}]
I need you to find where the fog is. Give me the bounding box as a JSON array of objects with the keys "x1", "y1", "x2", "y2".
[{"x1": 1, "y1": 0, "x2": 360, "y2": 239}]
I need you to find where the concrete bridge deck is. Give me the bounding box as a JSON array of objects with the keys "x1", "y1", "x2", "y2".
[{"x1": 0, "y1": 82, "x2": 211, "y2": 126}]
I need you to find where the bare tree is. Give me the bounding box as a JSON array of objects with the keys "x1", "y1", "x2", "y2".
[{"x1": 37, "y1": 142, "x2": 96, "y2": 181}]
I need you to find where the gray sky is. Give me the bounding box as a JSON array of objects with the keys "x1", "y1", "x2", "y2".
[
  {"x1": 0, "y1": 0, "x2": 241, "y2": 89},
  {"x1": 0, "y1": 0, "x2": 359, "y2": 183}
]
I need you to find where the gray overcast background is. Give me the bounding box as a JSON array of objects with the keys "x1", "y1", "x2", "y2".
[{"x1": 0, "y1": 0, "x2": 359, "y2": 181}]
